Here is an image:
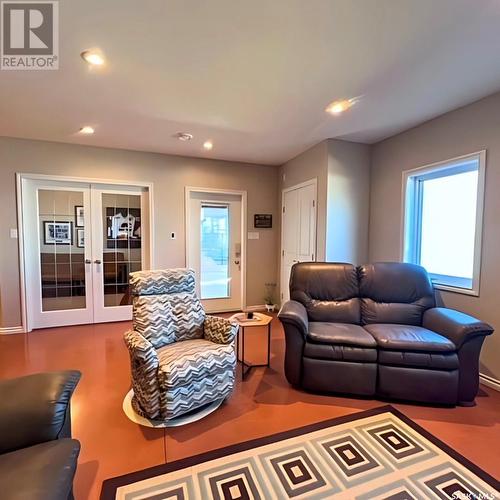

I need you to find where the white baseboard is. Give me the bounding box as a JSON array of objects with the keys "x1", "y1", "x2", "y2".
[
  {"x1": 480, "y1": 373, "x2": 500, "y2": 392},
  {"x1": 0, "y1": 326, "x2": 25, "y2": 335}
]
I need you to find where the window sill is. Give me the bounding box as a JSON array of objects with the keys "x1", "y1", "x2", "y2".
[{"x1": 433, "y1": 283, "x2": 479, "y2": 297}]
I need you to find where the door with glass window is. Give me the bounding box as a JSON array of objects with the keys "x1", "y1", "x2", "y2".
[
  {"x1": 91, "y1": 186, "x2": 146, "y2": 322},
  {"x1": 21, "y1": 178, "x2": 149, "y2": 330},
  {"x1": 188, "y1": 192, "x2": 242, "y2": 312}
]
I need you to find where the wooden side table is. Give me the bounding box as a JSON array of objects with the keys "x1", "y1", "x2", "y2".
[{"x1": 229, "y1": 312, "x2": 272, "y2": 380}]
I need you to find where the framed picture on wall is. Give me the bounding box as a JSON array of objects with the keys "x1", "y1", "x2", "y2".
[
  {"x1": 254, "y1": 214, "x2": 272, "y2": 228},
  {"x1": 76, "y1": 228, "x2": 85, "y2": 248},
  {"x1": 75, "y1": 206, "x2": 84, "y2": 227},
  {"x1": 44, "y1": 221, "x2": 73, "y2": 245}
]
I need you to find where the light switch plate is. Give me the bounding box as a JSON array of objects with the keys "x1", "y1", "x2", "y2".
[
  {"x1": 247, "y1": 232, "x2": 259, "y2": 240},
  {"x1": 10, "y1": 228, "x2": 18, "y2": 239}
]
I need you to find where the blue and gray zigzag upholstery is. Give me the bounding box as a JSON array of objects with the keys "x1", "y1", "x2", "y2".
[{"x1": 124, "y1": 268, "x2": 238, "y2": 420}]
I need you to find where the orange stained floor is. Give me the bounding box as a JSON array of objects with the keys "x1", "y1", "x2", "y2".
[{"x1": 0, "y1": 315, "x2": 499, "y2": 499}]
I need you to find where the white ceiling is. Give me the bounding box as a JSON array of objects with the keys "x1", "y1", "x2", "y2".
[{"x1": 1, "y1": 0, "x2": 500, "y2": 165}]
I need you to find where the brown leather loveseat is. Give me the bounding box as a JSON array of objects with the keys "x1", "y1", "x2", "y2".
[{"x1": 278, "y1": 262, "x2": 493, "y2": 406}]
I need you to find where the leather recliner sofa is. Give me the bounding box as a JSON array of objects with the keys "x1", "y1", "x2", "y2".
[
  {"x1": 278, "y1": 262, "x2": 494, "y2": 406},
  {"x1": 0, "y1": 370, "x2": 81, "y2": 499}
]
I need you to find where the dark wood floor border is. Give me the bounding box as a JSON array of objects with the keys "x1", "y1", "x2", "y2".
[{"x1": 100, "y1": 405, "x2": 499, "y2": 499}]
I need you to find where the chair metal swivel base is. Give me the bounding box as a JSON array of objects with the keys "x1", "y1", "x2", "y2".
[{"x1": 122, "y1": 389, "x2": 225, "y2": 428}]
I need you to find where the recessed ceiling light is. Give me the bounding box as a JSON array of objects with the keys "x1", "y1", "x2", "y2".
[
  {"x1": 203, "y1": 140, "x2": 213, "y2": 151},
  {"x1": 174, "y1": 132, "x2": 193, "y2": 141},
  {"x1": 325, "y1": 98, "x2": 356, "y2": 115},
  {"x1": 79, "y1": 126, "x2": 95, "y2": 135},
  {"x1": 80, "y1": 50, "x2": 106, "y2": 66}
]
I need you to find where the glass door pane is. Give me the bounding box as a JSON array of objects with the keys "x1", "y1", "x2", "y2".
[
  {"x1": 101, "y1": 192, "x2": 142, "y2": 308},
  {"x1": 200, "y1": 204, "x2": 229, "y2": 299},
  {"x1": 38, "y1": 189, "x2": 86, "y2": 312}
]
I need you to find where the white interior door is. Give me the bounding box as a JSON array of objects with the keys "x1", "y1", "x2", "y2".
[
  {"x1": 91, "y1": 186, "x2": 148, "y2": 323},
  {"x1": 188, "y1": 191, "x2": 243, "y2": 312},
  {"x1": 22, "y1": 178, "x2": 94, "y2": 329},
  {"x1": 281, "y1": 181, "x2": 317, "y2": 303}
]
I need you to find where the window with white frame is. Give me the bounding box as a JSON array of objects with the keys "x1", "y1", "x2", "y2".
[{"x1": 402, "y1": 151, "x2": 486, "y2": 295}]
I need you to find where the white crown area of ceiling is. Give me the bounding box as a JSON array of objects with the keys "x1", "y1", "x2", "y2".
[{"x1": 1, "y1": 0, "x2": 500, "y2": 165}]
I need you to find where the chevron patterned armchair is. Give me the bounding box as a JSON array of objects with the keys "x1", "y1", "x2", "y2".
[{"x1": 124, "y1": 268, "x2": 238, "y2": 421}]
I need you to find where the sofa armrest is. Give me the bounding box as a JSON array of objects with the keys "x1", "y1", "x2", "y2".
[
  {"x1": 278, "y1": 300, "x2": 308, "y2": 335},
  {"x1": 204, "y1": 316, "x2": 238, "y2": 345},
  {"x1": 0, "y1": 370, "x2": 81, "y2": 454},
  {"x1": 423, "y1": 307, "x2": 494, "y2": 348}
]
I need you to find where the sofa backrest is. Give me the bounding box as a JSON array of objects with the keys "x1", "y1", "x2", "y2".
[
  {"x1": 290, "y1": 262, "x2": 360, "y2": 324},
  {"x1": 358, "y1": 262, "x2": 435, "y2": 326},
  {"x1": 129, "y1": 268, "x2": 205, "y2": 348}
]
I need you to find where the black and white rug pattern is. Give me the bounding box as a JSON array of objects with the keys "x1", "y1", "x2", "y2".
[{"x1": 101, "y1": 406, "x2": 499, "y2": 499}]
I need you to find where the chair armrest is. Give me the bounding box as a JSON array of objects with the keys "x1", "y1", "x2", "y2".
[
  {"x1": 423, "y1": 307, "x2": 494, "y2": 348},
  {"x1": 0, "y1": 370, "x2": 81, "y2": 454},
  {"x1": 124, "y1": 330, "x2": 162, "y2": 419},
  {"x1": 204, "y1": 316, "x2": 238, "y2": 344},
  {"x1": 124, "y1": 329, "x2": 158, "y2": 362},
  {"x1": 278, "y1": 300, "x2": 308, "y2": 335}
]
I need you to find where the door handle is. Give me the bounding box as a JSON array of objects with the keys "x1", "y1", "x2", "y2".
[
  {"x1": 94, "y1": 259, "x2": 102, "y2": 265},
  {"x1": 85, "y1": 259, "x2": 92, "y2": 264}
]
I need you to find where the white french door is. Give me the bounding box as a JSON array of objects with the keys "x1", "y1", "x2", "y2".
[
  {"x1": 91, "y1": 186, "x2": 148, "y2": 323},
  {"x1": 187, "y1": 190, "x2": 244, "y2": 313},
  {"x1": 281, "y1": 180, "x2": 317, "y2": 303},
  {"x1": 21, "y1": 177, "x2": 150, "y2": 330}
]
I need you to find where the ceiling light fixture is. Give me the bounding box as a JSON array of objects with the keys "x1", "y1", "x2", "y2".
[
  {"x1": 325, "y1": 98, "x2": 357, "y2": 115},
  {"x1": 79, "y1": 126, "x2": 95, "y2": 135},
  {"x1": 174, "y1": 132, "x2": 193, "y2": 141},
  {"x1": 203, "y1": 140, "x2": 213, "y2": 151},
  {"x1": 80, "y1": 49, "x2": 106, "y2": 66}
]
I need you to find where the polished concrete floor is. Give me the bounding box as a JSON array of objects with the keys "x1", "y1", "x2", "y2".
[{"x1": 0, "y1": 316, "x2": 498, "y2": 499}]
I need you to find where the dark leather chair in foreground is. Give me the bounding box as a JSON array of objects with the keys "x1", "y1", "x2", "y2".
[
  {"x1": 0, "y1": 370, "x2": 81, "y2": 499},
  {"x1": 279, "y1": 262, "x2": 494, "y2": 406}
]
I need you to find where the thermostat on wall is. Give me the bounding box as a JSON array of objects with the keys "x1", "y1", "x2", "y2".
[{"x1": 248, "y1": 232, "x2": 260, "y2": 240}]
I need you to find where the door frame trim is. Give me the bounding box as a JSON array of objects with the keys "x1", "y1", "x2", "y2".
[
  {"x1": 280, "y1": 178, "x2": 318, "y2": 304},
  {"x1": 185, "y1": 186, "x2": 247, "y2": 312},
  {"x1": 16, "y1": 172, "x2": 155, "y2": 333}
]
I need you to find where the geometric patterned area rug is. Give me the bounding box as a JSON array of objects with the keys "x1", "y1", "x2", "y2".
[{"x1": 100, "y1": 405, "x2": 499, "y2": 499}]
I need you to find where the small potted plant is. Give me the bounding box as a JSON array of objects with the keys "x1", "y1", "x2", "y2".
[{"x1": 264, "y1": 282, "x2": 277, "y2": 312}]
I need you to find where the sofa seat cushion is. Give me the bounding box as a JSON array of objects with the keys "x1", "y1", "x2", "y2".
[
  {"x1": 157, "y1": 339, "x2": 236, "y2": 390},
  {"x1": 307, "y1": 322, "x2": 377, "y2": 348},
  {"x1": 304, "y1": 342, "x2": 377, "y2": 362},
  {"x1": 378, "y1": 350, "x2": 459, "y2": 370},
  {"x1": 363, "y1": 324, "x2": 456, "y2": 352},
  {"x1": 0, "y1": 439, "x2": 80, "y2": 500}
]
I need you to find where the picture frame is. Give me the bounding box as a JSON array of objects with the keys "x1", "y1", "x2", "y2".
[
  {"x1": 254, "y1": 214, "x2": 272, "y2": 228},
  {"x1": 43, "y1": 221, "x2": 73, "y2": 245},
  {"x1": 106, "y1": 207, "x2": 142, "y2": 248},
  {"x1": 75, "y1": 206, "x2": 84, "y2": 227},
  {"x1": 76, "y1": 228, "x2": 85, "y2": 248}
]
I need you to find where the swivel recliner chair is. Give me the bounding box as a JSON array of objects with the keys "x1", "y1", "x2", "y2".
[{"x1": 124, "y1": 268, "x2": 238, "y2": 421}]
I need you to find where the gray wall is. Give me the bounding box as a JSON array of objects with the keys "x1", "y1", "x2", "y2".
[
  {"x1": 0, "y1": 137, "x2": 280, "y2": 328},
  {"x1": 369, "y1": 91, "x2": 500, "y2": 382},
  {"x1": 326, "y1": 139, "x2": 370, "y2": 265}
]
